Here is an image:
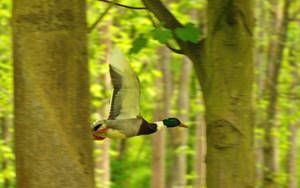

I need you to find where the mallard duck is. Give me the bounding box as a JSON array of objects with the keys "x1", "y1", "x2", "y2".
[{"x1": 92, "y1": 47, "x2": 187, "y2": 140}]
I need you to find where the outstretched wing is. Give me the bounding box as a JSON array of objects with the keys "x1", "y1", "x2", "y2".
[{"x1": 108, "y1": 47, "x2": 140, "y2": 120}]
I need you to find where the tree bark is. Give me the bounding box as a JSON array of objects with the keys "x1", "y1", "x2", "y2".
[
  {"x1": 151, "y1": 46, "x2": 172, "y2": 188},
  {"x1": 12, "y1": 1, "x2": 94, "y2": 187},
  {"x1": 201, "y1": 1, "x2": 255, "y2": 187},
  {"x1": 262, "y1": 0, "x2": 291, "y2": 187}
]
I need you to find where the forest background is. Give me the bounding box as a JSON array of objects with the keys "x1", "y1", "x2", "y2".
[{"x1": 0, "y1": 0, "x2": 300, "y2": 188}]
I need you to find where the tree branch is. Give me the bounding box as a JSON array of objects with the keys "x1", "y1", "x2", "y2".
[
  {"x1": 146, "y1": 11, "x2": 184, "y2": 54},
  {"x1": 142, "y1": 0, "x2": 203, "y2": 59},
  {"x1": 88, "y1": 4, "x2": 113, "y2": 33},
  {"x1": 98, "y1": 0, "x2": 147, "y2": 10},
  {"x1": 142, "y1": 0, "x2": 182, "y2": 30},
  {"x1": 165, "y1": 42, "x2": 184, "y2": 54}
]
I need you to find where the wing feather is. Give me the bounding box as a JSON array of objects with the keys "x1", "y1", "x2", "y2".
[{"x1": 108, "y1": 47, "x2": 140, "y2": 120}]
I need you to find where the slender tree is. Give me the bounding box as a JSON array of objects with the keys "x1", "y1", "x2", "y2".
[
  {"x1": 169, "y1": 57, "x2": 191, "y2": 187},
  {"x1": 95, "y1": 139, "x2": 110, "y2": 188},
  {"x1": 254, "y1": 0, "x2": 266, "y2": 186},
  {"x1": 95, "y1": 21, "x2": 112, "y2": 188},
  {"x1": 12, "y1": 0, "x2": 94, "y2": 187},
  {"x1": 151, "y1": 46, "x2": 172, "y2": 188},
  {"x1": 285, "y1": 47, "x2": 299, "y2": 188},
  {"x1": 262, "y1": 0, "x2": 291, "y2": 187}
]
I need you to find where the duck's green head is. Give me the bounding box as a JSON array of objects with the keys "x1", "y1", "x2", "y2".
[{"x1": 162, "y1": 118, "x2": 188, "y2": 128}]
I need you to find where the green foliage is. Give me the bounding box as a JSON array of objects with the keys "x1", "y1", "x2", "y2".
[
  {"x1": 129, "y1": 34, "x2": 148, "y2": 54},
  {"x1": 0, "y1": 0, "x2": 12, "y2": 116},
  {"x1": 0, "y1": 0, "x2": 15, "y2": 186},
  {"x1": 152, "y1": 27, "x2": 173, "y2": 44},
  {"x1": 175, "y1": 23, "x2": 202, "y2": 43}
]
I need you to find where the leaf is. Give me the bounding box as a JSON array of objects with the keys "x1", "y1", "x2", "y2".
[
  {"x1": 152, "y1": 28, "x2": 173, "y2": 44},
  {"x1": 129, "y1": 34, "x2": 148, "y2": 54},
  {"x1": 175, "y1": 23, "x2": 202, "y2": 43},
  {"x1": 157, "y1": 21, "x2": 166, "y2": 27}
]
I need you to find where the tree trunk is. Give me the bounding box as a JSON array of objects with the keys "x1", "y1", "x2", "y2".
[
  {"x1": 94, "y1": 20, "x2": 112, "y2": 188},
  {"x1": 194, "y1": 100, "x2": 206, "y2": 188},
  {"x1": 151, "y1": 129, "x2": 166, "y2": 188},
  {"x1": 151, "y1": 46, "x2": 172, "y2": 188},
  {"x1": 262, "y1": 0, "x2": 291, "y2": 187},
  {"x1": 203, "y1": 1, "x2": 255, "y2": 187},
  {"x1": 12, "y1": 1, "x2": 94, "y2": 187},
  {"x1": 1, "y1": 116, "x2": 11, "y2": 188},
  {"x1": 141, "y1": 0, "x2": 255, "y2": 187},
  {"x1": 254, "y1": 0, "x2": 266, "y2": 186},
  {"x1": 95, "y1": 140, "x2": 110, "y2": 188},
  {"x1": 262, "y1": 0, "x2": 280, "y2": 186},
  {"x1": 169, "y1": 57, "x2": 191, "y2": 188}
]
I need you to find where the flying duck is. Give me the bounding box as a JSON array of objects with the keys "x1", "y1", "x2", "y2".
[{"x1": 92, "y1": 47, "x2": 188, "y2": 140}]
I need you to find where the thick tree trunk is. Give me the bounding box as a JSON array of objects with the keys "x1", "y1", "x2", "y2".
[
  {"x1": 1, "y1": 116, "x2": 11, "y2": 188},
  {"x1": 169, "y1": 57, "x2": 192, "y2": 188},
  {"x1": 262, "y1": 1, "x2": 291, "y2": 187},
  {"x1": 151, "y1": 46, "x2": 171, "y2": 188},
  {"x1": 12, "y1": 1, "x2": 94, "y2": 187},
  {"x1": 203, "y1": 1, "x2": 255, "y2": 187},
  {"x1": 141, "y1": 0, "x2": 255, "y2": 187},
  {"x1": 194, "y1": 102, "x2": 206, "y2": 188}
]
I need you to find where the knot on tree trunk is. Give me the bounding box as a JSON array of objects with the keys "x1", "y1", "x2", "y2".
[{"x1": 208, "y1": 119, "x2": 241, "y2": 149}]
